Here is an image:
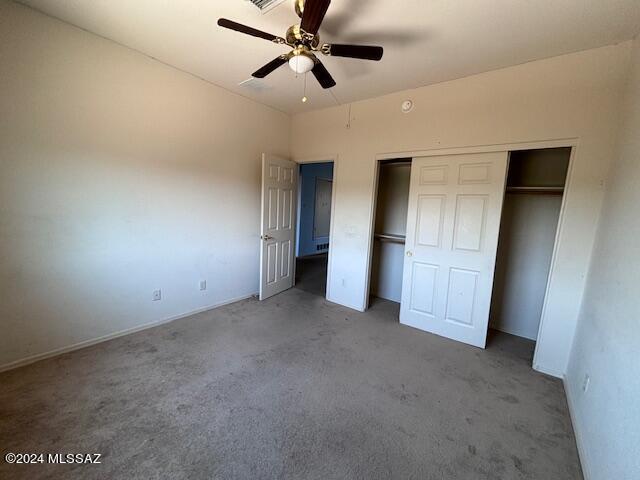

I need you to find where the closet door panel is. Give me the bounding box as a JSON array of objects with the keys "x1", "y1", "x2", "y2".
[
  {"x1": 409, "y1": 262, "x2": 438, "y2": 316},
  {"x1": 452, "y1": 195, "x2": 487, "y2": 252},
  {"x1": 400, "y1": 152, "x2": 508, "y2": 348},
  {"x1": 415, "y1": 195, "x2": 445, "y2": 247}
]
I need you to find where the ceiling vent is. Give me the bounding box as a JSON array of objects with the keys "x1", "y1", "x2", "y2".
[
  {"x1": 246, "y1": 0, "x2": 286, "y2": 14},
  {"x1": 238, "y1": 77, "x2": 271, "y2": 92}
]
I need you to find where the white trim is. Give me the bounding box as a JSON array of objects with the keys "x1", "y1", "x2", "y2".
[
  {"x1": 293, "y1": 154, "x2": 339, "y2": 304},
  {"x1": 0, "y1": 293, "x2": 256, "y2": 373},
  {"x1": 294, "y1": 154, "x2": 339, "y2": 164},
  {"x1": 564, "y1": 376, "x2": 592, "y2": 480}
]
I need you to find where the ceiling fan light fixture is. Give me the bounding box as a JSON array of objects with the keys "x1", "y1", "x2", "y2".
[{"x1": 288, "y1": 53, "x2": 314, "y2": 74}]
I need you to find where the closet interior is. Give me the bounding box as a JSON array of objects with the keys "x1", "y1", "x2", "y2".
[
  {"x1": 370, "y1": 159, "x2": 411, "y2": 303},
  {"x1": 370, "y1": 148, "x2": 571, "y2": 351},
  {"x1": 489, "y1": 147, "x2": 571, "y2": 343}
]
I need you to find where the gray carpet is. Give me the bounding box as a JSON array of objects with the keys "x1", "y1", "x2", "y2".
[{"x1": 0, "y1": 286, "x2": 582, "y2": 479}]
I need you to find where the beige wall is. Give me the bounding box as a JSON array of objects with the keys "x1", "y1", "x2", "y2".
[
  {"x1": 566, "y1": 36, "x2": 640, "y2": 480},
  {"x1": 291, "y1": 42, "x2": 631, "y2": 376},
  {"x1": 0, "y1": 1, "x2": 290, "y2": 368}
]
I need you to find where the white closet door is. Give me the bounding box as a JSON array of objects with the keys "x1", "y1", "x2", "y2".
[
  {"x1": 259, "y1": 154, "x2": 298, "y2": 300},
  {"x1": 400, "y1": 152, "x2": 508, "y2": 348}
]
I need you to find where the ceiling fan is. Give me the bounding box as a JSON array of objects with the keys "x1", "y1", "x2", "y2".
[{"x1": 217, "y1": 0, "x2": 383, "y2": 89}]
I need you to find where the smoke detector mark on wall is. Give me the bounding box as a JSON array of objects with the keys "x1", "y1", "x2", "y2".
[
  {"x1": 246, "y1": 0, "x2": 286, "y2": 14},
  {"x1": 401, "y1": 100, "x2": 414, "y2": 113}
]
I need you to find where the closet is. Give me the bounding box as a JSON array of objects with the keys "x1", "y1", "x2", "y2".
[
  {"x1": 370, "y1": 159, "x2": 411, "y2": 302},
  {"x1": 369, "y1": 148, "x2": 570, "y2": 353},
  {"x1": 489, "y1": 147, "x2": 571, "y2": 341}
]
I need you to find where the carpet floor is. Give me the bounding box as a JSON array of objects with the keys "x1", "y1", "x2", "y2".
[{"x1": 0, "y1": 282, "x2": 582, "y2": 479}]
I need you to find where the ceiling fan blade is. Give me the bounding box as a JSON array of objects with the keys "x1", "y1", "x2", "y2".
[
  {"x1": 327, "y1": 44, "x2": 383, "y2": 61},
  {"x1": 252, "y1": 56, "x2": 288, "y2": 78},
  {"x1": 300, "y1": 0, "x2": 331, "y2": 35},
  {"x1": 311, "y1": 60, "x2": 336, "y2": 89},
  {"x1": 217, "y1": 18, "x2": 282, "y2": 42}
]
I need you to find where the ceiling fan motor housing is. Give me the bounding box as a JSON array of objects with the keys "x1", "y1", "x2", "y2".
[{"x1": 285, "y1": 24, "x2": 320, "y2": 49}]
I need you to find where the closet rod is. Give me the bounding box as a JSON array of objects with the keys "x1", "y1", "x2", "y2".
[
  {"x1": 374, "y1": 233, "x2": 406, "y2": 244},
  {"x1": 506, "y1": 186, "x2": 564, "y2": 195}
]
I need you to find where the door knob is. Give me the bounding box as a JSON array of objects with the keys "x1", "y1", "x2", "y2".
[
  {"x1": 261, "y1": 234, "x2": 273, "y2": 241},
  {"x1": 406, "y1": 250, "x2": 413, "y2": 257}
]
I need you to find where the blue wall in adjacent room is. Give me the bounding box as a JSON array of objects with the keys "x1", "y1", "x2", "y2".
[{"x1": 297, "y1": 162, "x2": 334, "y2": 257}]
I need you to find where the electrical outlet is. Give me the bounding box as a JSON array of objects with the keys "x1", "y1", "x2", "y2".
[
  {"x1": 582, "y1": 374, "x2": 590, "y2": 393},
  {"x1": 199, "y1": 280, "x2": 207, "y2": 291},
  {"x1": 152, "y1": 289, "x2": 162, "y2": 301}
]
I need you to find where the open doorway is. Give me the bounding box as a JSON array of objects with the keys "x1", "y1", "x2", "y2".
[{"x1": 295, "y1": 161, "x2": 334, "y2": 297}]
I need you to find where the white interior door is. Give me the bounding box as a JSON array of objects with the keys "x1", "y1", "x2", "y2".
[
  {"x1": 260, "y1": 154, "x2": 298, "y2": 300},
  {"x1": 400, "y1": 151, "x2": 508, "y2": 348}
]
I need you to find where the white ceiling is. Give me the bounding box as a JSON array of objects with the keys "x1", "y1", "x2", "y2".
[{"x1": 19, "y1": 0, "x2": 640, "y2": 114}]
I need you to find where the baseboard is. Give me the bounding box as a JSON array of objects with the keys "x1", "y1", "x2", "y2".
[
  {"x1": 563, "y1": 376, "x2": 592, "y2": 480},
  {"x1": 0, "y1": 292, "x2": 257, "y2": 373}
]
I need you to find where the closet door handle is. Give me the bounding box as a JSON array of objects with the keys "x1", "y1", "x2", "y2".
[{"x1": 406, "y1": 250, "x2": 413, "y2": 257}]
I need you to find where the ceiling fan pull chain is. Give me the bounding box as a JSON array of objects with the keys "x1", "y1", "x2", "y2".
[{"x1": 302, "y1": 73, "x2": 308, "y2": 103}]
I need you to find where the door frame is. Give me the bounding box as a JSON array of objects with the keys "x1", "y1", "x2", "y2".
[
  {"x1": 364, "y1": 138, "x2": 577, "y2": 370},
  {"x1": 292, "y1": 154, "x2": 339, "y2": 301}
]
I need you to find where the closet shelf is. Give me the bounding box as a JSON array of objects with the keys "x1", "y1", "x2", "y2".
[
  {"x1": 506, "y1": 186, "x2": 564, "y2": 195},
  {"x1": 374, "y1": 233, "x2": 406, "y2": 244}
]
